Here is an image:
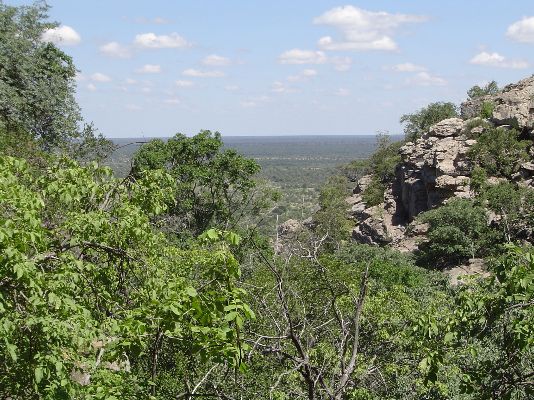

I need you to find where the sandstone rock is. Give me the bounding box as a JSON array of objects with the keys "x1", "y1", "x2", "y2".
[
  {"x1": 353, "y1": 174, "x2": 373, "y2": 194},
  {"x1": 444, "y1": 258, "x2": 489, "y2": 286},
  {"x1": 461, "y1": 75, "x2": 534, "y2": 132},
  {"x1": 428, "y1": 118, "x2": 464, "y2": 137},
  {"x1": 278, "y1": 219, "x2": 302, "y2": 236}
]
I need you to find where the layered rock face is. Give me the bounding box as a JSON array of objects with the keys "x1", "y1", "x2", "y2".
[
  {"x1": 461, "y1": 75, "x2": 534, "y2": 132},
  {"x1": 349, "y1": 75, "x2": 534, "y2": 249}
]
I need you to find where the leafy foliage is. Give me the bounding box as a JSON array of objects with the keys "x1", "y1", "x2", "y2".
[
  {"x1": 360, "y1": 133, "x2": 402, "y2": 207},
  {"x1": 467, "y1": 127, "x2": 530, "y2": 178},
  {"x1": 417, "y1": 246, "x2": 534, "y2": 399},
  {"x1": 467, "y1": 80, "x2": 499, "y2": 99},
  {"x1": 314, "y1": 175, "x2": 352, "y2": 246},
  {"x1": 0, "y1": 2, "x2": 112, "y2": 158},
  {"x1": 400, "y1": 102, "x2": 459, "y2": 142},
  {"x1": 418, "y1": 198, "x2": 497, "y2": 266},
  {"x1": 132, "y1": 131, "x2": 262, "y2": 236},
  {"x1": 0, "y1": 155, "x2": 252, "y2": 399}
]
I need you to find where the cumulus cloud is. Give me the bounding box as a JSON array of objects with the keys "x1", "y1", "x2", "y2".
[
  {"x1": 287, "y1": 69, "x2": 318, "y2": 82},
  {"x1": 331, "y1": 56, "x2": 352, "y2": 71},
  {"x1": 203, "y1": 54, "x2": 231, "y2": 66},
  {"x1": 470, "y1": 51, "x2": 528, "y2": 69},
  {"x1": 100, "y1": 42, "x2": 132, "y2": 58},
  {"x1": 90, "y1": 73, "x2": 112, "y2": 82},
  {"x1": 507, "y1": 16, "x2": 534, "y2": 43},
  {"x1": 136, "y1": 64, "x2": 162, "y2": 73},
  {"x1": 42, "y1": 25, "x2": 81, "y2": 46},
  {"x1": 164, "y1": 98, "x2": 181, "y2": 105},
  {"x1": 278, "y1": 49, "x2": 327, "y2": 64},
  {"x1": 406, "y1": 71, "x2": 447, "y2": 86},
  {"x1": 134, "y1": 32, "x2": 191, "y2": 48},
  {"x1": 391, "y1": 62, "x2": 426, "y2": 72},
  {"x1": 313, "y1": 6, "x2": 427, "y2": 51},
  {"x1": 272, "y1": 81, "x2": 297, "y2": 93},
  {"x1": 335, "y1": 88, "x2": 350, "y2": 96},
  {"x1": 182, "y1": 69, "x2": 225, "y2": 78},
  {"x1": 175, "y1": 80, "x2": 194, "y2": 87}
]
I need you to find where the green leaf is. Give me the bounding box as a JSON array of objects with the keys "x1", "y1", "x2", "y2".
[{"x1": 35, "y1": 367, "x2": 43, "y2": 384}]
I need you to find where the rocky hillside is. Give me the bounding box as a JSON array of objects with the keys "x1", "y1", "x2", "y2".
[{"x1": 348, "y1": 75, "x2": 534, "y2": 253}]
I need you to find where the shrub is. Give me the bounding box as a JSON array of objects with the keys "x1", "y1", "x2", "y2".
[
  {"x1": 362, "y1": 177, "x2": 386, "y2": 207},
  {"x1": 467, "y1": 80, "x2": 499, "y2": 99},
  {"x1": 400, "y1": 102, "x2": 459, "y2": 142},
  {"x1": 480, "y1": 101, "x2": 494, "y2": 119},
  {"x1": 468, "y1": 127, "x2": 530, "y2": 178},
  {"x1": 417, "y1": 198, "x2": 497, "y2": 266}
]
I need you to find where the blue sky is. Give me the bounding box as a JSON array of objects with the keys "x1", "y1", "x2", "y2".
[{"x1": 13, "y1": 1, "x2": 534, "y2": 137}]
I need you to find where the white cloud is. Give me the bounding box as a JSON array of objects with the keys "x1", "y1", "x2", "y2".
[
  {"x1": 164, "y1": 98, "x2": 181, "y2": 105},
  {"x1": 175, "y1": 80, "x2": 194, "y2": 87},
  {"x1": 182, "y1": 69, "x2": 225, "y2": 78},
  {"x1": 136, "y1": 64, "x2": 161, "y2": 73},
  {"x1": 335, "y1": 88, "x2": 350, "y2": 96},
  {"x1": 125, "y1": 78, "x2": 137, "y2": 85},
  {"x1": 391, "y1": 62, "x2": 426, "y2": 72},
  {"x1": 225, "y1": 85, "x2": 240, "y2": 91},
  {"x1": 331, "y1": 56, "x2": 352, "y2": 71},
  {"x1": 287, "y1": 69, "x2": 318, "y2": 82},
  {"x1": 134, "y1": 32, "x2": 191, "y2": 48},
  {"x1": 313, "y1": 6, "x2": 427, "y2": 51},
  {"x1": 100, "y1": 42, "x2": 132, "y2": 58},
  {"x1": 42, "y1": 25, "x2": 81, "y2": 46},
  {"x1": 507, "y1": 16, "x2": 534, "y2": 43},
  {"x1": 407, "y1": 71, "x2": 447, "y2": 86},
  {"x1": 203, "y1": 54, "x2": 231, "y2": 66},
  {"x1": 86, "y1": 83, "x2": 97, "y2": 92},
  {"x1": 241, "y1": 101, "x2": 257, "y2": 108},
  {"x1": 469, "y1": 51, "x2": 528, "y2": 69},
  {"x1": 90, "y1": 73, "x2": 112, "y2": 82},
  {"x1": 302, "y1": 69, "x2": 318, "y2": 77},
  {"x1": 272, "y1": 81, "x2": 297, "y2": 93},
  {"x1": 278, "y1": 49, "x2": 327, "y2": 64}
]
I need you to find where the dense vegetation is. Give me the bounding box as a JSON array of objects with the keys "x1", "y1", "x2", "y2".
[{"x1": 1, "y1": 3, "x2": 533, "y2": 400}]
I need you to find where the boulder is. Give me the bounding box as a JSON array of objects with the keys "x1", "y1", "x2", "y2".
[
  {"x1": 461, "y1": 75, "x2": 534, "y2": 132},
  {"x1": 428, "y1": 118, "x2": 464, "y2": 137}
]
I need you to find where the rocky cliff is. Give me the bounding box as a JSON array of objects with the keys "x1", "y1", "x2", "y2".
[{"x1": 348, "y1": 75, "x2": 534, "y2": 252}]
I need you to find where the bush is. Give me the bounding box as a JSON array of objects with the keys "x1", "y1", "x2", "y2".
[
  {"x1": 480, "y1": 101, "x2": 494, "y2": 119},
  {"x1": 467, "y1": 80, "x2": 499, "y2": 99},
  {"x1": 400, "y1": 102, "x2": 459, "y2": 142},
  {"x1": 362, "y1": 177, "x2": 386, "y2": 207},
  {"x1": 468, "y1": 127, "x2": 530, "y2": 178},
  {"x1": 417, "y1": 198, "x2": 497, "y2": 266}
]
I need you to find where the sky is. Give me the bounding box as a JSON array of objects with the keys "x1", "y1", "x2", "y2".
[{"x1": 10, "y1": 1, "x2": 534, "y2": 137}]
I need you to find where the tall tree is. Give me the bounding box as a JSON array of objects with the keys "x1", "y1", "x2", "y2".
[{"x1": 0, "y1": 2, "x2": 112, "y2": 158}]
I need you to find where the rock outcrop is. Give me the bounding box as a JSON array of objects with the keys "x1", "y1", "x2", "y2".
[
  {"x1": 461, "y1": 75, "x2": 534, "y2": 133},
  {"x1": 348, "y1": 75, "x2": 534, "y2": 253}
]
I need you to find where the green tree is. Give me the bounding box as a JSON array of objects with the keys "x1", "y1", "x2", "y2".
[
  {"x1": 418, "y1": 246, "x2": 534, "y2": 399},
  {"x1": 0, "y1": 155, "x2": 252, "y2": 399},
  {"x1": 400, "y1": 102, "x2": 459, "y2": 142},
  {"x1": 467, "y1": 80, "x2": 499, "y2": 99},
  {"x1": 314, "y1": 175, "x2": 352, "y2": 246},
  {"x1": 0, "y1": 2, "x2": 112, "y2": 157},
  {"x1": 417, "y1": 198, "x2": 496, "y2": 266},
  {"x1": 468, "y1": 127, "x2": 530, "y2": 178},
  {"x1": 132, "y1": 130, "x2": 262, "y2": 236},
  {"x1": 361, "y1": 133, "x2": 402, "y2": 206}
]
